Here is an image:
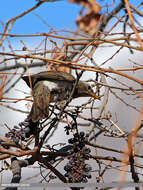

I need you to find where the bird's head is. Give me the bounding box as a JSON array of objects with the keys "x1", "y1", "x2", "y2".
[{"x1": 75, "y1": 81, "x2": 99, "y2": 99}]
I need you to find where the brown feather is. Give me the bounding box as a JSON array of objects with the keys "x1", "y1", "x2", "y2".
[
  {"x1": 23, "y1": 71, "x2": 99, "y2": 122},
  {"x1": 22, "y1": 71, "x2": 75, "y2": 88},
  {"x1": 28, "y1": 81, "x2": 50, "y2": 122}
]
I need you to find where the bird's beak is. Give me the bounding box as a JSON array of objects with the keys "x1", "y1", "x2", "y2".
[{"x1": 89, "y1": 91, "x2": 100, "y2": 99}]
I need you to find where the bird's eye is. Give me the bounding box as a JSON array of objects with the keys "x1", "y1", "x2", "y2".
[{"x1": 88, "y1": 86, "x2": 91, "y2": 90}]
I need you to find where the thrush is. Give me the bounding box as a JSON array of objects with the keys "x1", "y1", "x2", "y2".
[{"x1": 22, "y1": 71, "x2": 99, "y2": 122}]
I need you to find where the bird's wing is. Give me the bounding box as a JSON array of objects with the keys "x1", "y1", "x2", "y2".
[
  {"x1": 36, "y1": 71, "x2": 75, "y2": 81},
  {"x1": 27, "y1": 81, "x2": 51, "y2": 122},
  {"x1": 22, "y1": 71, "x2": 75, "y2": 87}
]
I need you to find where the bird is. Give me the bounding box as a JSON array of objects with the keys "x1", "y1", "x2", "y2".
[{"x1": 22, "y1": 70, "x2": 99, "y2": 122}]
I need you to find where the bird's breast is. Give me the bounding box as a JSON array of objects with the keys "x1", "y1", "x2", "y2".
[
  {"x1": 43, "y1": 80, "x2": 58, "y2": 90},
  {"x1": 42, "y1": 80, "x2": 73, "y2": 102}
]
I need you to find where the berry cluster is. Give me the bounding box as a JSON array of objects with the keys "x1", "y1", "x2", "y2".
[
  {"x1": 5, "y1": 121, "x2": 31, "y2": 144},
  {"x1": 64, "y1": 132, "x2": 92, "y2": 184}
]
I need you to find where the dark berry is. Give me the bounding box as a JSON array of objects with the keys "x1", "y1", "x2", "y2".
[
  {"x1": 78, "y1": 143, "x2": 85, "y2": 149},
  {"x1": 64, "y1": 164, "x2": 72, "y2": 171},
  {"x1": 23, "y1": 127, "x2": 30, "y2": 133},
  {"x1": 82, "y1": 178, "x2": 88, "y2": 183},
  {"x1": 73, "y1": 133, "x2": 79, "y2": 139},
  {"x1": 68, "y1": 138, "x2": 77, "y2": 144},
  {"x1": 65, "y1": 172, "x2": 72, "y2": 179},
  {"x1": 74, "y1": 147, "x2": 79, "y2": 153},
  {"x1": 83, "y1": 164, "x2": 92, "y2": 172},
  {"x1": 80, "y1": 131, "x2": 85, "y2": 137}
]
